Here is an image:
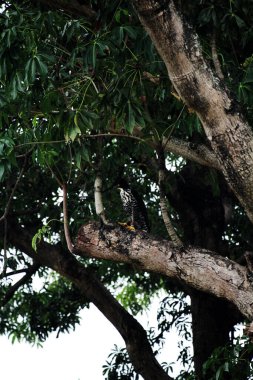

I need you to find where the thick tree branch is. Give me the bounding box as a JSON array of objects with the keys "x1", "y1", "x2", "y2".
[
  {"x1": 8, "y1": 222, "x2": 171, "y2": 380},
  {"x1": 133, "y1": 0, "x2": 253, "y2": 224},
  {"x1": 162, "y1": 137, "x2": 220, "y2": 170},
  {"x1": 111, "y1": 125, "x2": 220, "y2": 169},
  {"x1": 76, "y1": 222, "x2": 253, "y2": 321}
]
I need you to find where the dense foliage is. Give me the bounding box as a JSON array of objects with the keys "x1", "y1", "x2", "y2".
[{"x1": 1, "y1": 0, "x2": 253, "y2": 378}]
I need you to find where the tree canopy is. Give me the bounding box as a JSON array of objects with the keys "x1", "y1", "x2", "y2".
[{"x1": 1, "y1": 0, "x2": 253, "y2": 379}]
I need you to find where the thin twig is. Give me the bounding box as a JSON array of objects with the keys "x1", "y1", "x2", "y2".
[
  {"x1": 157, "y1": 146, "x2": 183, "y2": 247},
  {"x1": 94, "y1": 138, "x2": 112, "y2": 226},
  {"x1": 162, "y1": 105, "x2": 186, "y2": 150},
  {"x1": 0, "y1": 219, "x2": 8, "y2": 280},
  {"x1": 0, "y1": 155, "x2": 27, "y2": 278},
  {"x1": 46, "y1": 165, "x2": 73, "y2": 253},
  {"x1": 46, "y1": 164, "x2": 63, "y2": 187},
  {"x1": 67, "y1": 143, "x2": 73, "y2": 183},
  {"x1": 15, "y1": 139, "x2": 66, "y2": 148},
  {"x1": 3, "y1": 268, "x2": 30, "y2": 277},
  {"x1": 62, "y1": 183, "x2": 74, "y2": 253},
  {"x1": 1, "y1": 263, "x2": 40, "y2": 307},
  {"x1": 94, "y1": 174, "x2": 112, "y2": 226},
  {"x1": 15, "y1": 133, "x2": 146, "y2": 149},
  {"x1": 0, "y1": 156, "x2": 27, "y2": 223},
  {"x1": 211, "y1": 29, "x2": 224, "y2": 80}
]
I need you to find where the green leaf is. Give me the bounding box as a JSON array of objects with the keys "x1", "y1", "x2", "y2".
[
  {"x1": 114, "y1": 9, "x2": 121, "y2": 23},
  {"x1": 32, "y1": 223, "x2": 53, "y2": 251},
  {"x1": 35, "y1": 56, "x2": 48, "y2": 77},
  {"x1": 92, "y1": 43, "x2": 96, "y2": 67},
  {"x1": 234, "y1": 15, "x2": 246, "y2": 28},
  {"x1": 0, "y1": 164, "x2": 4, "y2": 181},
  {"x1": 124, "y1": 26, "x2": 137, "y2": 39},
  {"x1": 25, "y1": 58, "x2": 36, "y2": 83},
  {"x1": 215, "y1": 366, "x2": 223, "y2": 380},
  {"x1": 69, "y1": 127, "x2": 79, "y2": 141},
  {"x1": 74, "y1": 112, "x2": 90, "y2": 131},
  {"x1": 244, "y1": 67, "x2": 253, "y2": 83},
  {"x1": 65, "y1": 124, "x2": 81, "y2": 142},
  {"x1": 74, "y1": 112, "x2": 80, "y2": 129},
  {"x1": 10, "y1": 77, "x2": 17, "y2": 99},
  {"x1": 15, "y1": 72, "x2": 24, "y2": 92},
  {"x1": 81, "y1": 146, "x2": 90, "y2": 162},
  {"x1": 75, "y1": 151, "x2": 81, "y2": 169},
  {"x1": 117, "y1": 27, "x2": 124, "y2": 44},
  {"x1": 0, "y1": 143, "x2": 4, "y2": 155},
  {"x1": 32, "y1": 231, "x2": 40, "y2": 252},
  {"x1": 126, "y1": 101, "x2": 135, "y2": 134},
  {"x1": 0, "y1": 57, "x2": 7, "y2": 79}
]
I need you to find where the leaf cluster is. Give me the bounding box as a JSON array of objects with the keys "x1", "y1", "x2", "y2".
[{"x1": 0, "y1": 275, "x2": 88, "y2": 343}]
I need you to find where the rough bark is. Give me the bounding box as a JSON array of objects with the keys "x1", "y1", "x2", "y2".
[
  {"x1": 133, "y1": 0, "x2": 253, "y2": 224},
  {"x1": 7, "y1": 222, "x2": 172, "y2": 380},
  {"x1": 75, "y1": 222, "x2": 253, "y2": 321},
  {"x1": 128, "y1": 125, "x2": 221, "y2": 169},
  {"x1": 164, "y1": 162, "x2": 238, "y2": 378},
  {"x1": 162, "y1": 137, "x2": 220, "y2": 170}
]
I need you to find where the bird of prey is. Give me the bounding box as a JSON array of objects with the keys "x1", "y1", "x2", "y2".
[{"x1": 117, "y1": 179, "x2": 150, "y2": 232}]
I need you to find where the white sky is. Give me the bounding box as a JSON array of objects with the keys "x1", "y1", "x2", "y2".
[{"x1": 0, "y1": 298, "x2": 182, "y2": 380}]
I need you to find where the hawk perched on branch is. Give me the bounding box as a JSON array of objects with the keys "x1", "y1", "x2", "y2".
[{"x1": 117, "y1": 179, "x2": 150, "y2": 232}]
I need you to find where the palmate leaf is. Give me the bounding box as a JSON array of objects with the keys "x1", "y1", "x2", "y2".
[{"x1": 24, "y1": 55, "x2": 48, "y2": 84}]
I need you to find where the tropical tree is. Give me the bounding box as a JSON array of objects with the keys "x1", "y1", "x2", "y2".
[{"x1": 1, "y1": 0, "x2": 253, "y2": 379}]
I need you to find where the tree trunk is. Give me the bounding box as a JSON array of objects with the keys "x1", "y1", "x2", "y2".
[
  {"x1": 133, "y1": 0, "x2": 253, "y2": 224},
  {"x1": 190, "y1": 292, "x2": 239, "y2": 379},
  {"x1": 165, "y1": 163, "x2": 241, "y2": 378}
]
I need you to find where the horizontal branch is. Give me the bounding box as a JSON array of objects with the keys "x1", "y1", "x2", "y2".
[
  {"x1": 7, "y1": 221, "x2": 171, "y2": 380},
  {"x1": 162, "y1": 137, "x2": 220, "y2": 170},
  {"x1": 15, "y1": 125, "x2": 219, "y2": 170},
  {"x1": 75, "y1": 222, "x2": 253, "y2": 320}
]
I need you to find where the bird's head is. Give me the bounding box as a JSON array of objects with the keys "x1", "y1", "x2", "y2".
[{"x1": 117, "y1": 178, "x2": 130, "y2": 191}]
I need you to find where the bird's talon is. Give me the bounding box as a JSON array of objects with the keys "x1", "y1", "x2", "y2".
[
  {"x1": 117, "y1": 222, "x2": 136, "y2": 231},
  {"x1": 118, "y1": 222, "x2": 128, "y2": 227},
  {"x1": 126, "y1": 225, "x2": 136, "y2": 231}
]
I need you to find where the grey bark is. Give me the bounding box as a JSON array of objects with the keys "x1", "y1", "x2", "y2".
[
  {"x1": 76, "y1": 222, "x2": 253, "y2": 321},
  {"x1": 133, "y1": 0, "x2": 253, "y2": 224}
]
